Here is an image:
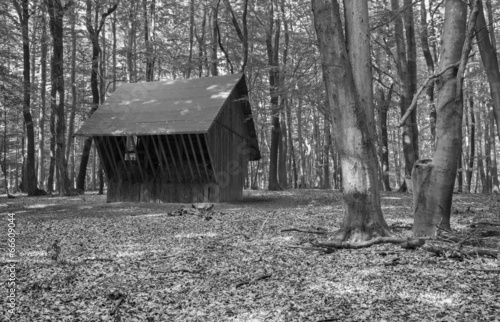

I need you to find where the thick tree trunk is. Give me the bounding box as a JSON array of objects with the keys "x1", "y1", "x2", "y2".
[
  {"x1": 413, "y1": 0, "x2": 469, "y2": 236},
  {"x1": 266, "y1": 1, "x2": 282, "y2": 191},
  {"x1": 312, "y1": 0, "x2": 390, "y2": 242},
  {"x1": 45, "y1": 0, "x2": 71, "y2": 196},
  {"x1": 13, "y1": 0, "x2": 39, "y2": 196}
]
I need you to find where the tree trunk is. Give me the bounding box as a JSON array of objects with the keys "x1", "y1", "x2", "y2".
[
  {"x1": 210, "y1": 0, "x2": 219, "y2": 76},
  {"x1": 322, "y1": 109, "x2": 332, "y2": 189},
  {"x1": 287, "y1": 96, "x2": 298, "y2": 188},
  {"x1": 412, "y1": 0, "x2": 469, "y2": 236},
  {"x1": 490, "y1": 110, "x2": 499, "y2": 189},
  {"x1": 45, "y1": 0, "x2": 71, "y2": 196},
  {"x1": 185, "y1": 0, "x2": 195, "y2": 78},
  {"x1": 484, "y1": 104, "x2": 492, "y2": 193},
  {"x1": 77, "y1": 1, "x2": 118, "y2": 191},
  {"x1": 476, "y1": 0, "x2": 500, "y2": 143},
  {"x1": 38, "y1": 5, "x2": 48, "y2": 190},
  {"x1": 477, "y1": 104, "x2": 486, "y2": 191},
  {"x1": 266, "y1": 0, "x2": 282, "y2": 191},
  {"x1": 65, "y1": 4, "x2": 77, "y2": 187},
  {"x1": 13, "y1": 0, "x2": 39, "y2": 196},
  {"x1": 378, "y1": 87, "x2": 392, "y2": 191},
  {"x1": 391, "y1": 0, "x2": 417, "y2": 191},
  {"x1": 466, "y1": 95, "x2": 475, "y2": 192},
  {"x1": 404, "y1": 0, "x2": 419, "y2": 161},
  {"x1": 312, "y1": 0, "x2": 390, "y2": 242}
]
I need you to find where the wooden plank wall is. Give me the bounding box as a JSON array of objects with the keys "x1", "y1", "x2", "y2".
[
  {"x1": 207, "y1": 90, "x2": 250, "y2": 202},
  {"x1": 107, "y1": 180, "x2": 219, "y2": 203}
]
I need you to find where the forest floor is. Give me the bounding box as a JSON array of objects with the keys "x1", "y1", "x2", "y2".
[{"x1": 1, "y1": 189, "x2": 499, "y2": 322}]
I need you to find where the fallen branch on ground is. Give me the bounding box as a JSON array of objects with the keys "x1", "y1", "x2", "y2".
[
  {"x1": 423, "y1": 245, "x2": 498, "y2": 258},
  {"x1": 312, "y1": 237, "x2": 426, "y2": 250},
  {"x1": 235, "y1": 273, "x2": 272, "y2": 288},
  {"x1": 171, "y1": 268, "x2": 203, "y2": 274},
  {"x1": 281, "y1": 228, "x2": 329, "y2": 234},
  {"x1": 469, "y1": 221, "x2": 500, "y2": 228}
]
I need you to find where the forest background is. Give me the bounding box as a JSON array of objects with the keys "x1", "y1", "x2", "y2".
[{"x1": 0, "y1": 0, "x2": 498, "y2": 198}]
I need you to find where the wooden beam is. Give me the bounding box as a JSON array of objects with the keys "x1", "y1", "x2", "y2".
[
  {"x1": 131, "y1": 135, "x2": 145, "y2": 182},
  {"x1": 112, "y1": 136, "x2": 132, "y2": 182},
  {"x1": 173, "y1": 135, "x2": 189, "y2": 180},
  {"x1": 188, "y1": 134, "x2": 203, "y2": 180},
  {"x1": 196, "y1": 134, "x2": 211, "y2": 181},
  {"x1": 94, "y1": 136, "x2": 111, "y2": 180},
  {"x1": 180, "y1": 134, "x2": 195, "y2": 181},
  {"x1": 141, "y1": 136, "x2": 158, "y2": 178},
  {"x1": 164, "y1": 135, "x2": 184, "y2": 182},
  {"x1": 151, "y1": 135, "x2": 169, "y2": 180},
  {"x1": 100, "y1": 136, "x2": 119, "y2": 180}
]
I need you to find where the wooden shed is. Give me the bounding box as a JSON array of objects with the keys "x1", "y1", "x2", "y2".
[{"x1": 75, "y1": 73, "x2": 260, "y2": 203}]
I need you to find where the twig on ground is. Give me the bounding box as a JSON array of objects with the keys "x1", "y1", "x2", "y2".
[
  {"x1": 235, "y1": 273, "x2": 272, "y2": 288},
  {"x1": 469, "y1": 221, "x2": 500, "y2": 228},
  {"x1": 171, "y1": 268, "x2": 203, "y2": 274},
  {"x1": 83, "y1": 257, "x2": 114, "y2": 262}
]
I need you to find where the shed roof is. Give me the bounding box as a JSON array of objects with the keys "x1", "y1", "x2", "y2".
[{"x1": 76, "y1": 74, "x2": 260, "y2": 160}]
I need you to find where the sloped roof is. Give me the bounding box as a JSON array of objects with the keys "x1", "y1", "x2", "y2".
[{"x1": 76, "y1": 73, "x2": 254, "y2": 137}]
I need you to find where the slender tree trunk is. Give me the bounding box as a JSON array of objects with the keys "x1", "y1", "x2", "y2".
[
  {"x1": 391, "y1": 0, "x2": 416, "y2": 192},
  {"x1": 312, "y1": 0, "x2": 390, "y2": 242},
  {"x1": 404, "y1": 0, "x2": 419, "y2": 161},
  {"x1": 413, "y1": 0, "x2": 470, "y2": 236},
  {"x1": 378, "y1": 87, "x2": 392, "y2": 191},
  {"x1": 466, "y1": 95, "x2": 475, "y2": 192},
  {"x1": 287, "y1": 96, "x2": 298, "y2": 188},
  {"x1": 322, "y1": 110, "x2": 331, "y2": 189},
  {"x1": 77, "y1": 1, "x2": 118, "y2": 191},
  {"x1": 65, "y1": 4, "x2": 77, "y2": 189},
  {"x1": 420, "y1": 0, "x2": 436, "y2": 148},
  {"x1": 484, "y1": 104, "x2": 492, "y2": 193},
  {"x1": 144, "y1": 0, "x2": 156, "y2": 81},
  {"x1": 477, "y1": 104, "x2": 486, "y2": 191},
  {"x1": 38, "y1": 6, "x2": 48, "y2": 190},
  {"x1": 490, "y1": 110, "x2": 499, "y2": 188},
  {"x1": 210, "y1": 0, "x2": 219, "y2": 76}
]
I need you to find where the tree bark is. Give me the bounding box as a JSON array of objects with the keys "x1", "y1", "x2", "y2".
[
  {"x1": 312, "y1": 0, "x2": 390, "y2": 242},
  {"x1": 13, "y1": 0, "x2": 39, "y2": 196},
  {"x1": 45, "y1": 0, "x2": 73, "y2": 196},
  {"x1": 266, "y1": 0, "x2": 282, "y2": 191},
  {"x1": 404, "y1": 0, "x2": 419, "y2": 161},
  {"x1": 420, "y1": 0, "x2": 436, "y2": 148},
  {"x1": 65, "y1": 4, "x2": 77, "y2": 187},
  {"x1": 413, "y1": 0, "x2": 469, "y2": 236},
  {"x1": 77, "y1": 0, "x2": 118, "y2": 191},
  {"x1": 476, "y1": 0, "x2": 500, "y2": 143},
  {"x1": 210, "y1": 0, "x2": 219, "y2": 76},
  {"x1": 466, "y1": 95, "x2": 475, "y2": 192},
  {"x1": 38, "y1": 4, "x2": 48, "y2": 190},
  {"x1": 391, "y1": 0, "x2": 417, "y2": 190}
]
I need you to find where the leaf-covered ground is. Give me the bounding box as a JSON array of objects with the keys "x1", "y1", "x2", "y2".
[{"x1": 1, "y1": 190, "x2": 499, "y2": 322}]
